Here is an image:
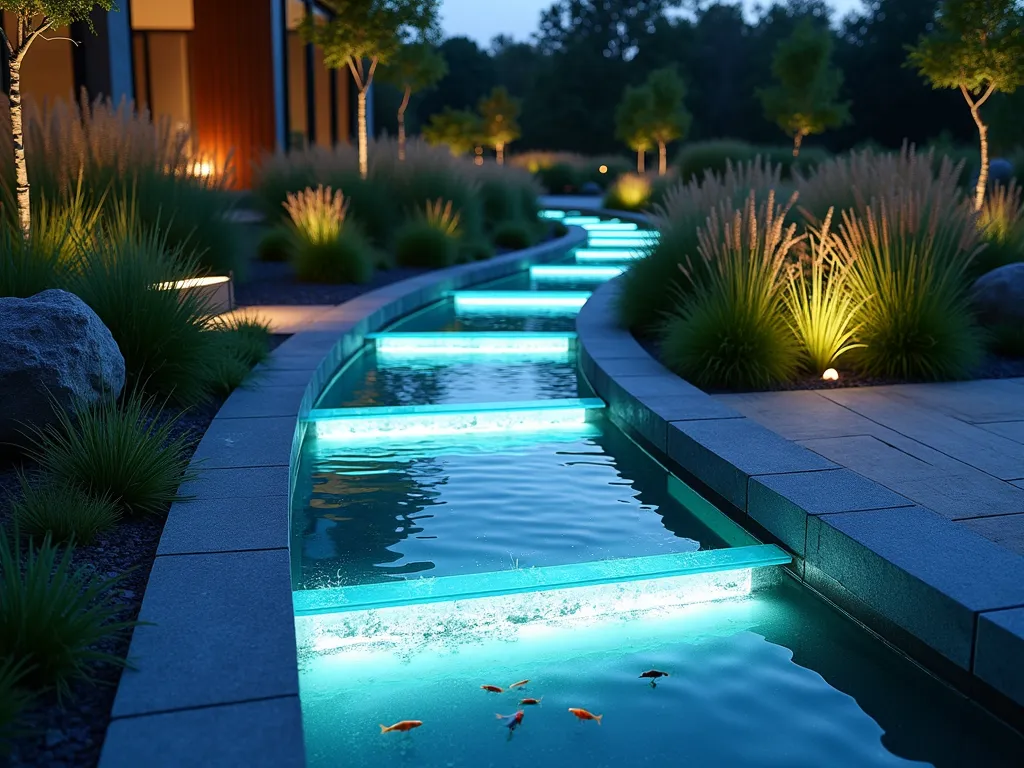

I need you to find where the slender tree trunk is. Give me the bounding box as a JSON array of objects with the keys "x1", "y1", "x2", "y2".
[
  {"x1": 357, "y1": 86, "x2": 368, "y2": 179},
  {"x1": 972, "y1": 109, "x2": 989, "y2": 212},
  {"x1": 397, "y1": 85, "x2": 411, "y2": 162},
  {"x1": 496, "y1": 142, "x2": 504, "y2": 166},
  {"x1": 637, "y1": 149, "x2": 645, "y2": 174},
  {"x1": 792, "y1": 132, "x2": 803, "y2": 158},
  {"x1": 8, "y1": 61, "x2": 30, "y2": 239},
  {"x1": 658, "y1": 141, "x2": 667, "y2": 176}
]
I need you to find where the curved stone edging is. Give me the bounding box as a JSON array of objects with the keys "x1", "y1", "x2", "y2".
[
  {"x1": 98, "y1": 228, "x2": 588, "y2": 767},
  {"x1": 577, "y1": 276, "x2": 1024, "y2": 712}
]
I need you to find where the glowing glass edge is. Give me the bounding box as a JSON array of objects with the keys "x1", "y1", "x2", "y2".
[
  {"x1": 575, "y1": 249, "x2": 643, "y2": 262},
  {"x1": 451, "y1": 290, "x2": 591, "y2": 310},
  {"x1": 562, "y1": 216, "x2": 603, "y2": 225},
  {"x1": 530, "y1": 265, "x2": 626, "y2": 279},
  {"x1": 154, "y1": 275, "x2": 230, "y2": 290},
  {"x1": 368, "y1": 331, "x2": 575, "y2": 356},
  {"x1": 308, "y1": 397, "x2": 605, "y2": 441},
  {"x1": 538, "y1": 210, "x2": 566, "y2": 219},
  {"x1": 580, "y1": 222, "x2": 639, "y2": 232}
]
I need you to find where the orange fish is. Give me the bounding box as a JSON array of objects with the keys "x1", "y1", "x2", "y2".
[
  {"x1": 379, "y1": 720, "x2": 422, "y2": 734},
  {"x1": 481, "y1": 685, "x2": 504, "y2": 693},
  {"x1": 519, "y1": 697, "x2": 543, "y2": 706},
  {"x1": 508, "y1": 679, "x2": 530, "y2": 690},
  {"x1": 568, "y1": 708, "x2": 603, "y2": 725}
]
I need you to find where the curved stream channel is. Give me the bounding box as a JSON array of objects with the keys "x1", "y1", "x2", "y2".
[{"x1": 290, "y1": 213, "x2": 1023, "y2": 767}]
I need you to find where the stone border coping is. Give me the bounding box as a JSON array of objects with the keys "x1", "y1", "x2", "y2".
[
  {"x1": 576, "y1": 270, "x2": 1024, "y2": 711},
  {"x1": 99, "y1": 228, "x2": 587, "y2": 767}
]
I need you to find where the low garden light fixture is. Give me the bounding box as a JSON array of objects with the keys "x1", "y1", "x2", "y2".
[
  {"x1": 822, "y1": 368, "x2": 839, "y2": 381},
  {"x1": 154, "y1": 275, "x2": 234, "y2": 315},
  {"x1": 599, "y1": 164, "x2": 608, "y2": 174}
]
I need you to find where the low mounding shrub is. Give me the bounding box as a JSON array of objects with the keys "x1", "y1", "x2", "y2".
[
  {"x1": 293, "y1": 228, "x2": 373, "y2": 284},
  {"x1": 257, "y1": 226, "x2": 296, "y2": 262},
  {"x1": 783, "y1": 213, "x2": 864, "y2": 374},
  {"x1": 460, "y1": 238, "x2": 494, "y2": 262},
  {"x1": 492, "y1": 220, "x2": 536, "y2": 250},
  {"x1": 831, "y1": 193, "x2": 984, "y2": 380},
  {"x1": 603, "y1": 173, "x2": 653, "y2": 212},
  {"x1": 0, "y1": 528, "x2": 135, "y2": 698},
  {"x1": 394, "y1": 200, "x2": 461, "y2": 267},
  {"x1": 973, "y1": 181, "x2": 1024, "y2": 279},
  {"x1": 0, "y1": 657, "x2": 33, "y2": 747},
  {"x1": 10, "y1": 476, "x2": 121, "y2": 545},
  {"x1": 660, "y1": 191, "x2": 802, "y2": 390},
  {"x1": 618, "y1": 159, "x2": 782, "y2": 333},
  {"x1": 27, "y1": 390, "x2": 193, "y2": 517},
  {"x1": 535, "y1": 163, "x2": 580, "y2": 194}
]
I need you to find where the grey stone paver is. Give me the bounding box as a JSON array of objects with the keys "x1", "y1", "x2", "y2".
[
  {"x1": 959, "y1": 514, "x2": 1024, "y2": 556},
  {"x1": 100, "y1": 696, "x2": 304, "y2": 768},
  {"x1": 819, "y1": 387, "x2": 1024, "y2": 480},
  {"x1": 158, "y1": 495, "x2": 290, "y2": 555},
  {"x1": 978, "y1": 420, "x2": 1024, "y2": 445},
  {"x1": 190, "y1": 416, "x2": 295, "y2": 469},
  {"x1": 1015, "y1": 480, "x2": 1024, "y2": 491},
  {"x1": 716, "y1": 390, "x2": 884, "y2": 441},
  {"x1": 216, "y1": 384, "x2": 309, "y2": 419},
  {"x1": 112, "y1": 549, "x2": 298, "y2": 717},
  {"x1": 807, "y1": 506, "x2": 1024, "y2": 668},
  {"x1": 975, "y1": 608, "x2": 1024, "y2": 705},
  {"x1": 176, "y1": 466, "x2": 289, "y2": 500},
  {"x1": 868, "y1": 380, "x2": 1024, "y2": 424},
  {"x1": 749, "y1": 468, "x2": 913, "y2": 556}
]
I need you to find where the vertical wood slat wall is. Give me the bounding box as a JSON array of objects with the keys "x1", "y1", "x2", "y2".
[{"x1": 190, "y1": 0, "x2": 276, "y2": 189}]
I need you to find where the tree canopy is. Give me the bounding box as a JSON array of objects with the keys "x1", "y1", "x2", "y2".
[
  {"x1": 478, "y1": 86, "x2": 521, "y2": 164},
  {"x1": 422, "y1": 107, "x2": 482, "y2": 156},
  {"x1": 615, "y1": 84, "x2": 655, "y2": 172}
]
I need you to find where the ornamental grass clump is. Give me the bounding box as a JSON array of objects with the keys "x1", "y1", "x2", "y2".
[
  {"x1": 0, "y1": 527, "x2": 135, "y2": 699},
  {"x1": 973, "y1": 180, "x2": 1024, "y2": 279},
  {"x1": 783, "y1": 211, "x2": 865, "y2": 374},
  {"x1": 285, "y1": 185, "x2": 373, "y2": 284},
  {"x1": 26, "y1": 390, "x2": 193, "y2": 517},
  {"x1": 830, "y1": 191, "x2": 984, "y2": 381},
  {"x1": 10, "y1": 475, "x2": 121, "y2": 545},
  {"x1": 284, "y1": 185, "x2": 348, "y2": 246},
  {"x1": 395, "y1": 198, "x2": 462, "y2": 268},
  {"x1": 661, "y1": 190, "x2": 803, "y2": 390},
  {"x1": 0, "y1": 657, "x2": 33, "y2": 748},
  {"x1": 617, "y1": 158, "x2": 782, "y2": 333}
]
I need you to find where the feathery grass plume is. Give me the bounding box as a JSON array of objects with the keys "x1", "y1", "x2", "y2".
[
  {"x1": 208, "y1": 315, "x2": 273, "y2": 368},
  {"x1": 661, "y1": 189, "x2": 803, "y2": 390},
  {"x1": 973, "y1": 180, "x2": 1024, "y2": 279},
  {"x1": 284, "y1": 185, "x2": 349, "y2": 245},
  {"x1": 26, "y1": 390, "x2": 194, "y2": 517},
  {"x1": 831, "y1": 191, "x2": 984, "y2": 380},
  {"x1": 603, "y1": 173, "x2": 653, "y2": 212},
  {"x1": 617, "y1": 157, "x2": 782, "y2": 333},
  {"x1": 10, "y1": 474, "x2": 122, "y2": 545},
  {"x1": 0, "y1": 656, "x2": 34, "y2": 748},
  {"x1": 0, "y1": 527, "x2": 136, "y2": 699},
  {"x1": 783, "y1": 209, "x2": 865, "y2": 373},
  {"x1": 423, "y1": 198, "x2": 462, "y2": 237}
]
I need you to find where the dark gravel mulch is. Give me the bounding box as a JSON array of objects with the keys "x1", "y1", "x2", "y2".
[{"x1": 235, "y1": 261, "x2": 429, "y2": 306}]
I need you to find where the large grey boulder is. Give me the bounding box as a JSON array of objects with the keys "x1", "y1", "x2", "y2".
[
  {"x1": 970, "y1": 262, "x2": 1024, "y2": 327},
  {"x1": 0, "y1": 289, "x2": 125, "y2": 446}
]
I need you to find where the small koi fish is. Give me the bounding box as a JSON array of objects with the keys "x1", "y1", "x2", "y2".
[
  {"x1": 508, "y1": 679, "x2": 530, "y2": 690},
  {"x1": 519, "y1": 697, "x2": 543, "y2": 706},
  {"x1": 496, "y1": 711, "x2": 525, "y2": 731},
  {"x1": 568, "y1": 708, "x2": 603, "y2": 725},
  {"x1": 639, "y1": 670, "x2": 670, "y2": 680},
  {"x1": 379, "y1": 720, "x2": 422, "y2": 734},
  {"x1": 481, "y1": 685, "x2": 504, "y2": 693}
]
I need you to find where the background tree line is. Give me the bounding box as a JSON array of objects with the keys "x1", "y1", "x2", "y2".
[{"x1": 371, "y1": 0, "x2": 1024, "y2": 158}]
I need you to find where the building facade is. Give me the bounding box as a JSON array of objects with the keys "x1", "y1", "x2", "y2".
[{"x1": 1, "y1": 0, "x2": 367, "y2": 187}]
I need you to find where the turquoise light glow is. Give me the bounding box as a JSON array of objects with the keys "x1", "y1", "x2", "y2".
[
  {"x1": 575, "y1": 249, "x2": 643, "y2": 262},
  {"x1": 538, "y1": 210, "x2": 566, "y2": 219},
  {"x1": 562, "y1": 216, "x2": 603, "y2": 225},
  {"x1": 530, "y1": 265, "x2": 626, "y2": 280},
  {"x1": 587, "y1": 236, "x2": 658, "y2": 248},
  {"x1": 451, "y1": 290, "x2": 591, "y2": 311},
  {"x1": 308, "y1": 398, "x2": 605, "y2": 442},
  {"x1": 580, "y1": 222, "x2": 639, "y2": 232},
  {"x1": 368, "y1": 331, "x2": 575, "y2": 356}
]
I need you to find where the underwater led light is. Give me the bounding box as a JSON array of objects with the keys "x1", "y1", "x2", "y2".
[
  {"x1": 307, "y1": 397, "x2": 605, "y2": 442},
  {"x1": 580, "y1": 222, "x2": 639, "y2": 232},
  {"x1": 530, "y1": 265, "x2": 626, "y2": 280},
  {"x1": 293, "y1": 545, "x2": 791, "y2": 657},
  {"x1": 451, "y1": 290, "x2": 591, "y2": 311},
  {"x1": 562, "y1": 216, "x2": 603, "y2": 225},
  {"x1": 575, "y1": 249, "x2": 643, "y2": 262},
  {"x1": 539, "y1": 210, "x2": 567, "y2": 220},
  {"x1": 368, "y1": 331, "x2": 575, "y2": 356},
  {"x1": 587, "y1": 235, "x2": 659, "y2": 247}
]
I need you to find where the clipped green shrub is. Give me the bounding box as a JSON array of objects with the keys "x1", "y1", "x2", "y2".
[
  {"x1": 602, "y1": 173, "x2": 653, "y2": 212},
  {"x1": 535, "y1": 163, "x2": 580, "y2": 194},
  {"x1": 660, "y1": 191, "x2": 802, "y2": 390},
  {"x1": 10, "y1": 476, "x2": 121, "y2": 545},
  {"x1": 492, "y1": 220, "x2": 536, "y2": 250},
  {"x1": 0, "y1": 528, "x2": 135, "y2": 697},
  {"x1": 257, "y1": 225, "x2": 296, "y2": 262},
  {"x1": 0, "y1": 657, "x2": 33, "y2": 748},
  {"x1": 618, "y1": 159, "x2": 782, "y2": 333},
  {"x1": 293, "y1": 228, "x2": 373, "y2": 284},
  {"x1": 675, "y1": 140, "x2": 758, "y2": 182},
  {"x1": 27, "y1": 390, "x2": 193, "y2": 517},
  {"x1": 69, "y1": 220, "x2": 218, "y2": 405},
  {"x1": 832, "y1": 195, "x2": 984, "y2": 380}
]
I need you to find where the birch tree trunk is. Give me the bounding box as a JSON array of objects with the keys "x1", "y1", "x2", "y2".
[
  {"x1": 637, "y1": 149, "x2": 645, "y2": 174},
  {"x1": 658, "y1": 141, "x2": 667, "y2": 176},
  {"x1": 9, "y1": 61, "x2": 30, "y2": 239},
  {"x1": 397, "y1": 85, "x2": 410, "y2": 162},
  {"x1": 357, "y1": 87, "x2": 368, "y2": 179}
]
